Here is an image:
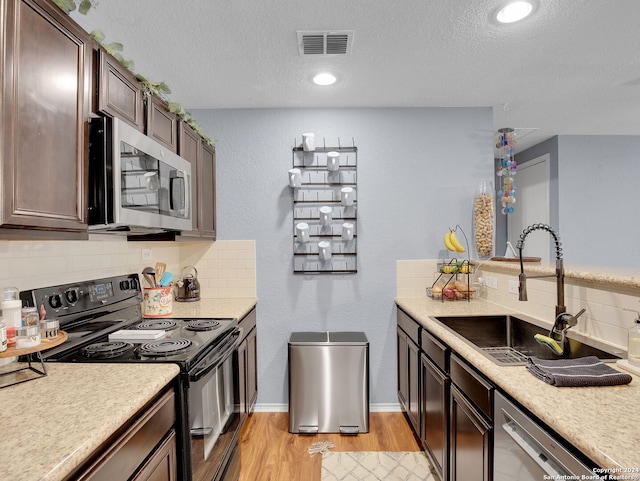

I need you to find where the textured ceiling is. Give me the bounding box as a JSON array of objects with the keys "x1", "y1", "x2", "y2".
[{"x1": 71, "y1": 0, "x2": 640, "y2": 152}]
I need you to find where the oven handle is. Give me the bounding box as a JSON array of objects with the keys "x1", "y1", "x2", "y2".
[{"x1": 189, "y1": 328, "x2": 242, "y2": 382}]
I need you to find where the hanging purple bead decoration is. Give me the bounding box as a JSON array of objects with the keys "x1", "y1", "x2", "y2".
[{"x1": 496, "y1": 128, "x2": 516, "y2": 214}]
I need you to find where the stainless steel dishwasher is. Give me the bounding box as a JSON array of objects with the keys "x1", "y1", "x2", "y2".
[
  {"x1": 494, "y1": 391, "x2": 598, "y2": 480},
  {"x1": 288, "y1": 331, "x2": 369, "y2": 434}
]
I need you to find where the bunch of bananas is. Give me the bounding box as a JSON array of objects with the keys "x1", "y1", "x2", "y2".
[{"x1": 444, "y1": 230, "x2": 465, "y2": 253}]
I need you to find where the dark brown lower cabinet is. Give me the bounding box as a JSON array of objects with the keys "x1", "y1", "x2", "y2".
[
  {"x1": 397, "y1": 326, "x2": 420, "y2": 433},
  {"x1": 238, "y1": 308, "x2": 258, "y2": 418},
  {"x1": 449, "y1": 354, "x2": 493, "y2": 481},
  {"x1": 71, "y1": 388, "x2": 177, "y2": 481},
  {"x1": 421, "y1": 353, "x2": 449, "y2": 481},
  {"x1": 397, "y1": 306, "x2": 494, "y2": 481},
  {"x1": 132, "y1": 430, "x2": 177, "y2": 481},
  {"x1": 449, "y1": 385, "x2": 492, "y2": 481},
  {"x1": 397, "y1": 327, "x2": 409, "y2": 411},
  {"x1": 397, "y1": 308, "x2": 421, "y2": 434}
]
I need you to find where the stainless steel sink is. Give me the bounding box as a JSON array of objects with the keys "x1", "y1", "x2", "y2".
[{"x1": 431, "y1": 314, "x2": 624, "y2": 366}]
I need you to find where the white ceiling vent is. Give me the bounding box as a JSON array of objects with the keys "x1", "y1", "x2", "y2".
[{"x1": 297, "y1": 30, "x2": 354, "y2": 56}]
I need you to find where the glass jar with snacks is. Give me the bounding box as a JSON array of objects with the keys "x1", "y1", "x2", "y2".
[{"x1": 473, "y1": 181, "x2": 495, "y2": 259}]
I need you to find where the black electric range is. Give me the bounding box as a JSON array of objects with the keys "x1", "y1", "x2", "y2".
[
  {"x1": 20, "y1": 274, "x2": 236, "y2": 367},
  {"x1": 19, "y1": 274, "x2": 242, "y2": 481}
]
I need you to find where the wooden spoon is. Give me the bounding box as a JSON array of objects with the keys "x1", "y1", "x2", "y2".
[{"x1": 154, "y1": 262, "x2": 166, "y2": 286}]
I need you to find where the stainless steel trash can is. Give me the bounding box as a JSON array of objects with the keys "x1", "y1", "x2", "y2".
[{"x1": 288, "y1": 331, "x2": 369, "y2": 434}]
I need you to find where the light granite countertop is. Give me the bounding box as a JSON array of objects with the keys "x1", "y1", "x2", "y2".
[
  {"x1": 395, "y1": 297, "x2": 640, "y2": 471},
  {"x1": 480, "y1": 260, "x2": 640, "y2": 289},
  {"x1": 0, "y1": 362, "x2": 179, "y2": 481},
  {"x1": 155, "y1": 297, "x2": 258, "y2": 320},
  {"x1": 0, "y1": 298, "x2": 256, "y2": 481}
]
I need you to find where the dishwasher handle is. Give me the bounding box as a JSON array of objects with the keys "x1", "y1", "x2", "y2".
[{"x1": 500, "y1": 410, "x2": 565, "y2": 478}]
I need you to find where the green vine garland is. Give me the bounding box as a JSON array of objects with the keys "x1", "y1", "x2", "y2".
[{"x1": 54, "y1": 0, "x2": 214, "y2": 145}]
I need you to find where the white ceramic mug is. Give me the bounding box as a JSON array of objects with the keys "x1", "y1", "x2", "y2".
[
  {"x1": 341, "y1": 187, "x2": 354, "y2": 206},
  {"x1": 144, "y1": 172, "x2": 160, "y2": 191},
  {"x1": 319, "y1": 206, "x2": 332, "y2": 226},
  {"x1": 342, "y1": 222, "x2": 354, "y2": 240},
  {"x1": 302, "y1": 133, "x2": 315, "y2": 152},
  {"x1": 288, "y1": 168, "x2": 302, "y2": 188},
  {"x1": 327, "y1": 151, "x2": 340, "y2": 171},
  {"x1": 295, "y1": 222, "x2": 310, "y2": 243},
  {"x1": 318, "y1": 241, "x2": 332, "y2": 261}
]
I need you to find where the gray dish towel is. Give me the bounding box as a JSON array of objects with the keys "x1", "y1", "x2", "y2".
[{"x1": 526, "y1": 356, "x2": 632, "y2": 387}]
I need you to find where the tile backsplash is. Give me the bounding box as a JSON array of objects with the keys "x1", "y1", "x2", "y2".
[
  {"x1": 0, "y1": 236, "x2": 256, "y2": 298},
  {"x1": 180, "y1": 240, "x2": 257, "y2": 298},
  {"x1": 397, "y1": 259, "x2": 640, "y2": 351}
]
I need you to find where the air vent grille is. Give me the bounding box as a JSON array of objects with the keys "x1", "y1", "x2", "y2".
[{"x1": 297, "y1": 30, "x2": 354, "y2": 56}]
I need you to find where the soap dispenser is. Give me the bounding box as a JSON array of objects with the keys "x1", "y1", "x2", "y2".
[{"x1": 629, "y1": 316, "x2": 640, "y2": 366}]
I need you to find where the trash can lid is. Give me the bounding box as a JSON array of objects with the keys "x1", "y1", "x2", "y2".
[
  {"x1": 329, "y1": 332, "x2": 368, "y2": 344},
  {"x1": 289, "y1": 332, "x2": 329, "y2": 344},
  {"x1": 288, "y1": 331, "x2": 368, "y2": 345}
]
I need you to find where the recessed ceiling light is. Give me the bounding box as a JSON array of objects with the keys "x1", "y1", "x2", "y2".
[
  {"x1": 313, "y1": 73, "x2": 337, "y2": 86},
  {"x1": 496, "y1": 1, "x2": 533, "y2": 23}
]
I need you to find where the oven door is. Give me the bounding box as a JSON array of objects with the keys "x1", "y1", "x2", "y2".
[{"x1": 188, "y1": 328, "x2": 241, "y2": 481}]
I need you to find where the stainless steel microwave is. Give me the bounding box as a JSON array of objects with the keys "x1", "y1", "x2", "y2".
[{"x1": 88, "y1": 117, "x2": 192, "y2": 234}]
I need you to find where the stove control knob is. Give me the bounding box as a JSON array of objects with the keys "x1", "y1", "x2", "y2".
[
  {"x1": 65, "y1": 288, "x2": 79, "y2": 305},
  {"x1": 129, "y1": 278, "x2": 139, "y2": 290},
  {"x1": 48, "y1": 294, "x2": 62, "y2": 309},
  {"x1": 120, "y1": 280, "x2": 131, "y2": 290}
]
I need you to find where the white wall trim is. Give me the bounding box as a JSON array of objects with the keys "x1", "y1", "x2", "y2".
[{"x1": 253, "y1": 403, "x2": 403, "y2": 413}]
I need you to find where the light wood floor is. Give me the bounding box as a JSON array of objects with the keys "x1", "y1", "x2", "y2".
[{"x1": 238, "y1": 412, "x2": 421, "y2": 481}]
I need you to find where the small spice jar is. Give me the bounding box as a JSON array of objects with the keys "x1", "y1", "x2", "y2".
[
  {"x1": 15, "y1": 325, "x2": 40, "y2": 349},
  {"x1": 39, "y1": 319, "x2": 59, "y2": 339},
  {"x1": 22, "y1": 306, "x2": 39, "y2": 326}
]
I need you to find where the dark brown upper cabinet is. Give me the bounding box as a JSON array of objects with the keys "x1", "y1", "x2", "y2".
[
  {"x1": 146, "y1": 95, "x2": 178, "y2": 153},
  {"x1": 199, "y1": 141, "x2": 217, "y2": 239},
  {"x1": 178, "y1": 122, "x2": 216, "y2": 240},
  {"x1": 0, "y1": 0, "x2": 90, "y2": 239},
  {"x1": 96, "y1": 49, "x2": 144, "y2": 131}
]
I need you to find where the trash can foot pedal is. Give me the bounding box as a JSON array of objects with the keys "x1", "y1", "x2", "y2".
[
  {"x1": 298, "y1": 425, "x2": 319, "y2": 435},
  {"x1": 340, "y1": 425, "x2": 360, "y2": 435}
]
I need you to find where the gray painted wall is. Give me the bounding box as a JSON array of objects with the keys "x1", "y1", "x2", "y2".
[
  {"x1": 558, "y1": 135, "x2": 640, "y2": 268},
  {"x1": 499, "y1": 135, "x2": 639, "y2": 269},
  {"x1": 192, "y1": 107, "x2": 494, "y2": 405}
]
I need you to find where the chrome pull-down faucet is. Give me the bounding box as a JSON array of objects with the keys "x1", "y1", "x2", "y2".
[
  {"x1": 516, "y1": 224, "x2": 586, "y2": 333},
  {"x1": 516, "y1": 223, "x2": 566, "y2": 316}
]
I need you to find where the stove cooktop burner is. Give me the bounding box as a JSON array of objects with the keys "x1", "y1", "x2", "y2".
[
  {"x1": 185, "y1": 319, "x2": 221, "y2": 331},
  {"x1": 136, "y1": 320, "x2": 178, "y2": 331},
  {"x1": 82, "y1": 341, "x2": 134, "y2": 359},
  {"x1": 139, "y1": 339, "x2": 193, "y2": 356}
]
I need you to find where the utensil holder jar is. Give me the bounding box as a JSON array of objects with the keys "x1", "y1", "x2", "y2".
[{"x1": 143, "y1": 287, "x2": 173, "y2": 317}]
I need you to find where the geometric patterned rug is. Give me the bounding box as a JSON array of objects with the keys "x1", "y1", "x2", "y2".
[{"x1": 321, "y1": 451, "x2": 435, "y2": 481}]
